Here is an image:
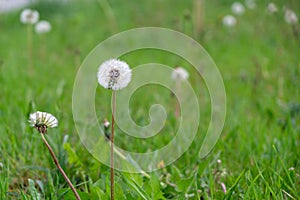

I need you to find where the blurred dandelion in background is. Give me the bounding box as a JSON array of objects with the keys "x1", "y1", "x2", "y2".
[
  {"x1": 231, "y1": 2, "x2": 245, "y2": 15},
  {"x1": 171, "y1": 66, "x2": 189, "y2": 81},
  {"x1": 222, "y1": 14, "x2": 237, "y2": 27},
  {"x1": 284, "y1": 9, "x2": 298, "y2": 25},
  {"x1": 35, "y1": 20, "x2": 51, "y2": 34},
  {"x1": 20, "y1": 8, "x2": 39, "y2": 24},
  {"x1": 245, "y1": 0, "x2": 256, "y2": 10},
  {"x1": 267, "y1": 2, "x2": 278, "y2": 14}
]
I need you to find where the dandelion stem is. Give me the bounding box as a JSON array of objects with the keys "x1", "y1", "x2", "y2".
[
  {"x1": 97, "y1": 0, "x2": 118, "y2": 33},
  {"x1": 110, "y1": 91, "x2": 116, "y2": 200},
  {"x1": 27, "y1": 24, "x2": 33, "y2": 75},
  {"x1": 175, "y1": 80, "x2": 181, "y2": 118},
  {"x1": 40, "y1": 133, "x2": 81, "y2": 200}
]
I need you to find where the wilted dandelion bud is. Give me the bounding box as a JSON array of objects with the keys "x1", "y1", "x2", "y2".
[
  {"x1": 157, "y1": 160, "x2": 165, "y2": 169},
  {"x1": 35, "y1": 20, "x2": 51, "y2": 34},
  {"x1": 222, "y1": 15, "x2": 237, "y2": 27},
  {"x1": 245, "y1": 0, "x2": 256, "y2": 10},
  {"x1": 20, "y1": 9, "x2": 39, "y2": 24},
  {"x1": 171, "y1": 67, "x2": 189, "y2": 81},
  {"x1": 285, "y1": 9, "x2": 298, "y2": 25},
  {"x1": 29, "y1": 111, "x2": 58, "y2": 134},
  {"x1": 267, "y1": 2, "x2": 278, "y2": 14},
  {"x1": 97, "y1": 59, "x2": 132, "y2": 90},
  {"x1": 231, "y1": 2, "x2": 245, "y2": 15}
]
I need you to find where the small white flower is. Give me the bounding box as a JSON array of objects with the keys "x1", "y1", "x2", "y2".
[
  {"x1": 231, "y1": 2, "x2": 245, "y2": 15},
  {"x1": 245, "y1": 0, "x2": 256, "y2": 10},
  {"x1": 97, "y1": 59, "x2": 132, "y2": 90},
  {"x1": 222, "y1": 15, "x2": 237, "y2": 27},
  {"x1": 20, "y1": 9, "x2": 39, "y2": 24},
  {"x1": 171, "y1": 67, "x2": 189, "y2": 81},
  {"x1": 267, "y1": 2, "x2": 278, "y2": 14},
  {"x1": 35, "y1": 20, "x2": 51, "y2": 34},
  {"x1": 285, "y1": 9, "x2": 298, "y2": 25},
  {"x1": 29, "y1": 111, "x2": 58, "y2": 133},
  {"x1": 103, "y1": 119, "x2": 110, "y2": 128}
]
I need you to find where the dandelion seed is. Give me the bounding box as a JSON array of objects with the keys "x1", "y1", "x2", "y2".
[
  {"x1": 285, "y1": 9, "x2": 298, "y2": 25},
  {"x1": 222, "y1": 15, "x2": 237, "y2": 27},
  {"x1": 97, "y1": 59, "x2": 132, "y2": 90},
  {"x1": 231, "y1": 2, "x2": 245, "y2": 15},
  {"x1": 267, "y1": 2, "x2": 278, "y2": 14},
  {"x1": 20, "y1": 9, "x2": 39, "y2": 24},
  {"x1": 29, "y1": 111, "x2": 58, "y2": 134},
  {"x1": 171, "y1": 67, "x2": 189, "y2": 81},
  {"x1": 35, "y1": 20, "x2": 51, "y2": 34}
]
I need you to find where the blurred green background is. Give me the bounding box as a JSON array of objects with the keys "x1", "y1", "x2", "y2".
[{"x1": 0, "y1": 0, "x2": 299, "y2": 199}]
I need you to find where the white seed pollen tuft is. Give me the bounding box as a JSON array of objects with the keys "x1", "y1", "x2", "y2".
[{"x1": 97, "y1": 59, "x2": 132, "y2": 90}]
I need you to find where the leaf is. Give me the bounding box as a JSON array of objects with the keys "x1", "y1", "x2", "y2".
[
  {"x1": 122, "y1": 173, "x2": 151, "y2": 200},
  {"x1": 148, "y1": 175, "x2": 165, "y2": 200},
  {"x1": 63, "y1": 142, "x2": 82, "y2": 167},
  {"x1": 223, "y1": 170, "x2": 245, "y2": 200}
]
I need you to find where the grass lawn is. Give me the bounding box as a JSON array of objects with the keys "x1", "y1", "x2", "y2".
[{"x1": 0, "y1": 0, "x2": 299, "y2": 199}]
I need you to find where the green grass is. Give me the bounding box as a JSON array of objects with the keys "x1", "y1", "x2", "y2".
[{"x1": 0, "y1": 0, "x2": 300, "y2": 199}]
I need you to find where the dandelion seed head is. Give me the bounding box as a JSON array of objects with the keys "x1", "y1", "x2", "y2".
[
  {"x1": 29, "y1": 111, "x2": 58, "y2": 134},
  {"x1": 35, "y1": 20, "x2": 51, "y2": 34},
  {"x1": 285, "y1": 9, "x2": 298, "y2": 25},
  {"x1": 231, "y1": 2, "x2": 245, "y2": 15},
  {"x1": 20, "y1": 9, "x2": 39, "y2": 24},
  {"x1": 222, "y1": 15, "x2": 237, "y2": 27},
  {"x1": 97, "y1": 59, "x2": 132, "y2": 90},
  {"x1": 171, "y1": 67, "x2": 189, "y2": 81}
]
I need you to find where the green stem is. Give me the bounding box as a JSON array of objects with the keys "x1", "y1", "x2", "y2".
[
  {"x1": 40, "y1": 133, "x2": 81, "y2": 200},
  {"x1": 27, "y1": 24, "x2": 33, "y2": 75},
  {"x1": 111, "y1": 91, "x2": 116, "y2": 200}
]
